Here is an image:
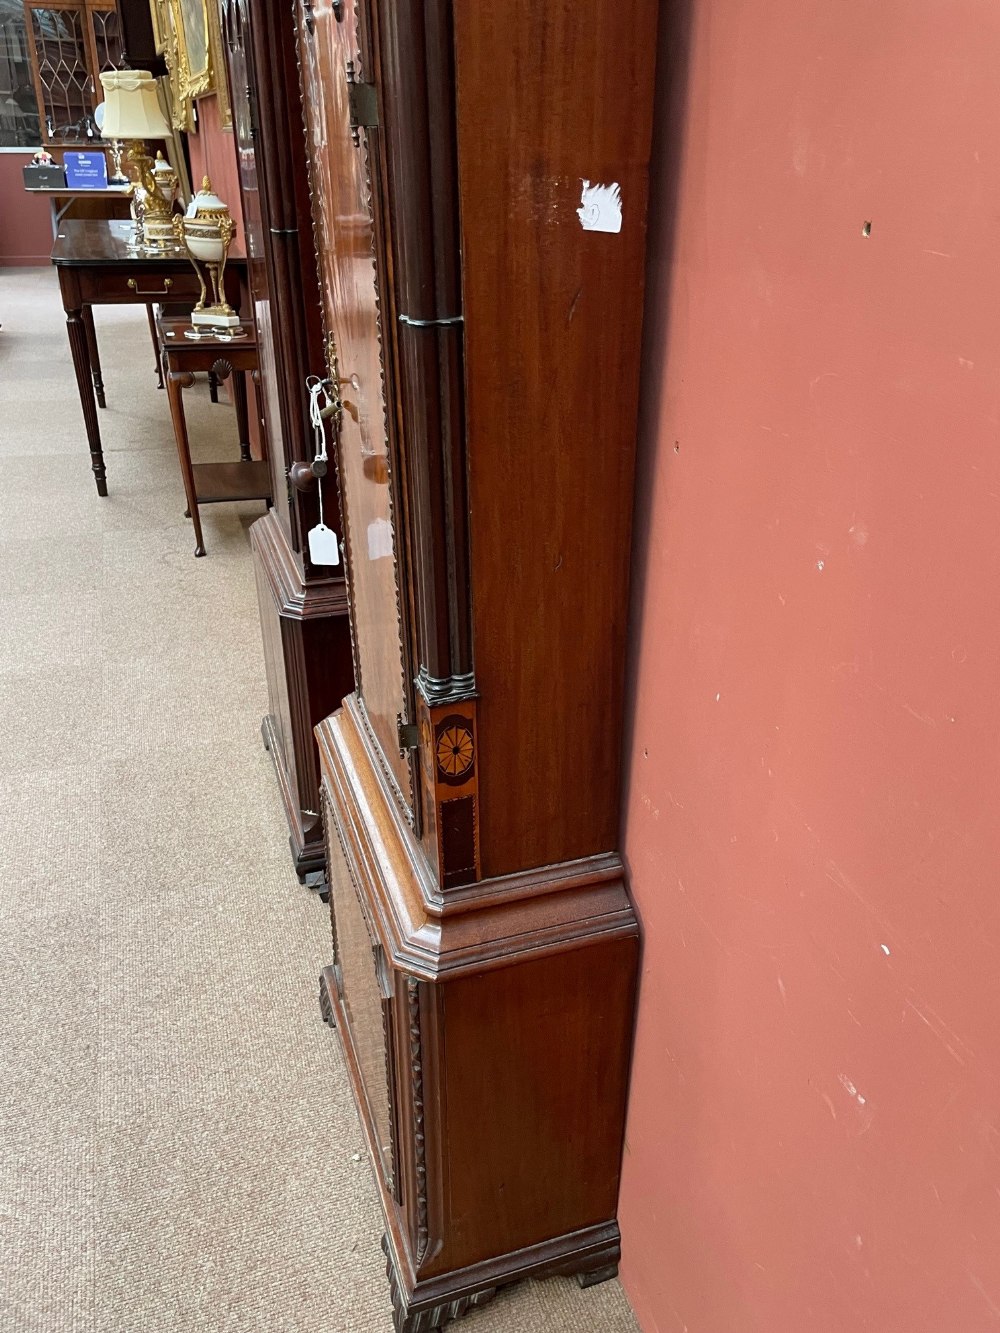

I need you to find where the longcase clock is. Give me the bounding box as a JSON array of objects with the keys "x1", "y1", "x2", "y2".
[
  {"x1": 217, "y1": 0, "x2": 354, "y2": 887},
  {"x1": 299, "y1": 0, "x2": 659, "y2": 1326}
]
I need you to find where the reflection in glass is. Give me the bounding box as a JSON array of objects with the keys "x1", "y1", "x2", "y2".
[{"x1": 0, "y1": 0, "x2": 40, "y2": 146}]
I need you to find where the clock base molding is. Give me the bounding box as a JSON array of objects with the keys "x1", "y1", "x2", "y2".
[
  {"x1": 260, "y1": 713, "x2": 325, "y2": 884},
  {"x1": 316, "y1": 701, "x2": 638, "y2": 1331},
  {"x1": 251, "y1": 511, "x2": 353, "y2": 884},
  {"x1": 380, "y1": 1226, "x2": 621, "y2": 1333}
]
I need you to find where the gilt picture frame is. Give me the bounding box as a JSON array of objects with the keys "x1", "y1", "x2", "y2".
[
  {"x1": 170, "y1": 0, "x2": 212, "y2": 101},
  {"x1": 149, "y1": 0, "x2": 230, "y2": 131}
]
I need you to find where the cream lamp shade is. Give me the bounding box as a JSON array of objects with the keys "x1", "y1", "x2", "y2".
[{"x1": 99, "y1": 70, "x2": 171, "y2": 140}]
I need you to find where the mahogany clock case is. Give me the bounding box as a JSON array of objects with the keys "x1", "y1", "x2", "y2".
[
  {"x1": 218, "y1": 0, "x2": 354, "y2": 885},
  {"x1": 295, "y1": 0, "x2": 659, "y2": 1324}
]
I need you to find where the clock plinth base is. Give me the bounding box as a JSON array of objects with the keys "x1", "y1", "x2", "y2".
[
  {"x1": 251, "y1": 511, "x2": 352, "y2": 884},
  {"x1": 316, "y1": 701, "x2": 638, "y2": 1333}
]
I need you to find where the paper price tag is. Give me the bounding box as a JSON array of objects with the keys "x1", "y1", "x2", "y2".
[{"x1": 308, "y1": 522, "x2": 341, "y2": 566}]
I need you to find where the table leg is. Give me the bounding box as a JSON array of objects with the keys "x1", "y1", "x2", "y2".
[
  {"x1": 65, "y1": 306, "x2": 107, "y2": 497},
  {"x1": 146, "y1": 305, "x2": 164, "y2": 389},
  {"x1": 208, "y1": 370, "x2": 219, "y2": 404},
  {"x1": 166, "y1": 368, "x2": 206, "y2": 556},
  {"x1": 233, "y1": 369, "x2": 252, "y2": 462},
  {"x1": 81, "y1": 305, "x2": 106, "y2": 408}
]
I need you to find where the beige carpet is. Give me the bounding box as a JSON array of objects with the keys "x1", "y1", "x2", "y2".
[{"x1": 0, "y1": 266, "x2": 640, "y2": 1333}]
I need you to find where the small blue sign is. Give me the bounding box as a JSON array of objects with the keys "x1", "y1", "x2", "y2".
[{"x1": 63, "y1": 151, "x2": 109, "y2": 190}]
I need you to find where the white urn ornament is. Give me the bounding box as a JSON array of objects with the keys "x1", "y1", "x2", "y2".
[{"x1": 174, "y1": 176, "x2": 240, "y2": 329}]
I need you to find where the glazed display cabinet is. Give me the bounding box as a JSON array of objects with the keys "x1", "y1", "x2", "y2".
[{"x1": 23, "y1": 0, "x2": 120, "y2": 142}]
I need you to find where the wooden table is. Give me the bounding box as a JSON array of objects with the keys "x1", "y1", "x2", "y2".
[
  {"x1": 26, "y1": 184, "x2": 131, "y2": 236},
  {"x1": 157, "y1": 314, "x2": 271, "y2": 557},
  {"x1": 51, "y1": 220, "x2": 245, "y2": 498}
]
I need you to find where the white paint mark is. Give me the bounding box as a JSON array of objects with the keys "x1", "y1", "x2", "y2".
[
  {"x1": 577, "y1": 180, "x2": 622, "y2": 234},
  {"x1": 715, "y1": 693, "x2": 721, "y2": 702},
  {"x1": 367, "y1": 517, "x2": 393, "y2": 561},
  {"x1": 839, "y1": 1074, "x2": 868, "y2": 1107},
  {"x1": 778, "y1": 593, "x2": 786, "y2": 605},
  {"x1": 848, "y1": 521, "x2": 869, "y2": 547},
  {"x1": 959, "y1": 357, "x2": 975, "y2": 370},
  {"x1": 777, "y1": 976, "x2": 787, "y2": 1005},
  {"x1": 816, "y1": 560, "x2": 825, "y2": 571},
  {"x1": 855, "y1": 1235, "x2": 863, "y2": 1249},
  {"x1": 880, "y1": 943, "x2": 891, "y2": 956}
]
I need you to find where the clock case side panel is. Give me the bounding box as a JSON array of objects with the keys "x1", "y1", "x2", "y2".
[{"x1": 452, "y1": 0, "x2": 661, "y2": 878}]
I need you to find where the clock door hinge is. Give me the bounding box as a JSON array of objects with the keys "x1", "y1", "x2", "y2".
[
  {"x1": 346, "y1": 59, "x2": 378, "y2": 146},
  {"x1": 397, "y1": 715, "x2": 419, "y2": 755}
]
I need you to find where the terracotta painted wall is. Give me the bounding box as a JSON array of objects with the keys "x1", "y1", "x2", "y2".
[
  {"x1": 0, "y1": 153, "x2": 54, "y2": 265},
  {"x1": 619, "y1": 2, "x2": 1000, "y2": 1330},
  {"x1": 184, "y1": 94, "x2": 263, "y2": 453},
  {"x1": 186, "y1": 94, "x2": 242, "y2": 229}
]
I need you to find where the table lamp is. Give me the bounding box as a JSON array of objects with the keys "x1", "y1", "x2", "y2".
[{"x1": 99, "y1": 70, "x2": 174, "y2": 250}]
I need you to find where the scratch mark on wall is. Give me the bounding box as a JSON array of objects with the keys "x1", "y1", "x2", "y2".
[
  {"x1": 968, "y1": 1270, "x2": 1000, "y2": 1319},
  {"x1": 900, "y1": 701, "x2": 936, "y2": 726},
  {"x1": 838, "y1": 1073, "x2": 868, "y2": 1107},
  {"x1": 905, "y1": 998, "x2": 973, "y2": 1067},
  {"x1": 677, "y1": 877, "x2": 729, "y2": 953},
  {"x1": 825, "y1": 861, "x2": 882, "y2": 922}
]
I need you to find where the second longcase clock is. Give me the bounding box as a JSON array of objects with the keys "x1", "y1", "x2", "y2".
[{"x1": 218, "y1": 0, "x2": 354, "y2": 886}]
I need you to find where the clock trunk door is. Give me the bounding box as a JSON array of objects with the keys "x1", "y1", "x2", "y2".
[{"x1": 297, "y1": 0, "x2": 413, "y2": 811}]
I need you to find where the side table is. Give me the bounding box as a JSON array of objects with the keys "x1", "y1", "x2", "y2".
[
  {"x1": 157, "y1": 315, "x2": 272, "y2": 557},
  {"x1": 51, "y1": 220, "x2": 246, "y2": 497}
]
